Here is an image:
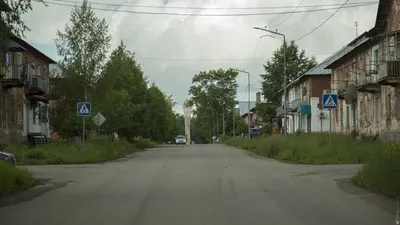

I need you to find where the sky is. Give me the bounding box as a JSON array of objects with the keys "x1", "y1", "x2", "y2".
[{"x1": 20, "y1": 0, "x2": 379, "y2": 114}]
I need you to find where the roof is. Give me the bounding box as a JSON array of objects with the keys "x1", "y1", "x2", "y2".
[
  {"x1": 324, "y1": 31, "x2": 372, "y2": 69},
  {"x1": 10, "y1": 36, "x2": 56, "y2": 64}
]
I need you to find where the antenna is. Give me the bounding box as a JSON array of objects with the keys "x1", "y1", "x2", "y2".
[{"x1": 355, "y1": 21, "x2": 359, "y2": 38}]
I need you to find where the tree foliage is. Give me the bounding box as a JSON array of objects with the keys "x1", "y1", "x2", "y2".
[
  {"x1": 261, "y1": 40, "x2": 317, "y2": 104},
  {"x1": 50, "y1": 1, "x2": 182, "y2": 142},
  {"x1": 0, "y1": 0, "x2": 45, "y2": 68},
  {"x1": 188, "y1": 69, "x2": 238, "y2": 143}
]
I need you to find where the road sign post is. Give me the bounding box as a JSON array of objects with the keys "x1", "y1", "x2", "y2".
[
  {"x1": 92, "y1": 112, "x2": 106, "y2": 143},
  {"x1": 77, "y1": 102, "x2": 92, "y2": 148},
  {"x1": 322, "y1": 94, "x2": 338, "y2": 148}
]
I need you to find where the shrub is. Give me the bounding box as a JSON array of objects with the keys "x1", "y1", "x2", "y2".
[
  {"x1": 0, "y1": 162, "x2": 36, "y2": 197},
  {"x1": 131, "y1": 139, "x2": 157, "y2": 149},
  {"x1": 225, "y1": 133, "x2": 383, "y2": 164},
  {"x1": 4, "y1": 138, "x2": 148, "y2": 165},
  {"x1": 353, "y1": 143, "x2": 400, "y2": 197}
]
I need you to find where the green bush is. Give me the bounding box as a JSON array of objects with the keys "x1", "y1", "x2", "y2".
[
  {"x1": 225, "y1": 133, "x2": 383, "y2": 164},
  {"x1": 353, "y1": 143, "x2": 400, "y2": 197},
  {"x1": 5, "y1": 138, "x2": 152, "y2": 165},
  {"x1": 130, "y1": 138, "x2": 157, "y2": 149},
  {"x1": 0, "y1": 162, "x2": 36, "y2": 197}
]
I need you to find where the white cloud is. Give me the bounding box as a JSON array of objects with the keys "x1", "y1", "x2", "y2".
[{"x1": 21, "y1": 0, "x2": 378, "y2": 113}]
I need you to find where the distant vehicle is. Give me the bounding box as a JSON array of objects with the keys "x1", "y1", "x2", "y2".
[
  {"x1": 175, "y1": 135, "x2": 187, "y2": 144},
  {"x1": 0, "y1": 151, "x2": 16, "y2": 165}
]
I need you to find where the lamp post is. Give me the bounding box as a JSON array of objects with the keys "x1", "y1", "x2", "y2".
[
  {"x1": 183, "y1": 100, "x2": 192, "y2": 145},
  {"x1": 230, "y1": 68, "x2": 251, "y2": 139},
  {"x1": 253, "y1": 26, "x2": 287, "y2": 136}
]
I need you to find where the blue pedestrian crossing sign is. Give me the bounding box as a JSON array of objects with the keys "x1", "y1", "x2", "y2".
[
  {"x1": 77, "y1": 102, "x2": 91, "y2": 116},
  {"x1": 322, "y1": 94, "x2": 338, "y2": 109}
]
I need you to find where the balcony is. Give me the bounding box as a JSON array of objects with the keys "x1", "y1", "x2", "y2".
[
  {"x1": 25, "y1": 75, "x2": 46, "y2": 100},
  {"x1": 276, "y1": 106, "x2": 284, "y2": 116},
  {"x1": 288, "y1": 99, "x2": 299, "y2": 112},
  {"x1": 377, "y1": 60, "x2": 400, "y2": 86},
  {"x1": 356, "y1": 71, "x2": 380, "y2": 93},
  {"x1": 0, "y1": 64, "x2": 27, "y2": 88}
]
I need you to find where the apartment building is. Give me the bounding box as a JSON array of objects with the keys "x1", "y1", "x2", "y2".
[
  {"x1": 0, "y1": 35, "x2": 56, "y2": 144},
  {"x1": 274, "y1": 53, "x2": 351, "y2": 133},
  {"x1": 325, "y1": 0, "x2": 400, "y2": 136}
]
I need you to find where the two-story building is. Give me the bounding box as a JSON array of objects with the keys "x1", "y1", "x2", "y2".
[
  {"x1": 0, "y1": 35, "x2": 56, "y2": 145},
  {"x1": 325, "y1": 0, "x2": 400, "y2": 137},
  {"x1": 275, "y1": 51, "x2": 349, "y2": 133}
]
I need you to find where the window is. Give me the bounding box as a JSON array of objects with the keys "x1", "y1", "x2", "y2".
[
  {"x1": 352, "y1": 103, "x2": 356, "y2": 129},
  {"x1": 32, "y1": 103, "x2": 36, "y2": 124},
  {"x1": 9, "y1": 94, "x2": 14, "y2": 121},
  {"x1": 375, "y1": 96, "x2": 380, "y2": 122},
  {"x1": 368, "y1": 99, "x2": 372, "y2": 121},
  {"x1": 387, "y1": 94, "x2": 392, "y2": 119},
  {"x1": 374, "y1": 49, "x2": 379, "y2": 65},
  {"x1": 35, "y1": 63, "x2": 41, "y2": 76},
  {"x1": 38, "y1": 104, "x2": 41, "y2": 125},
  {"x1": 346, "y1": 105, "x2": 350, "y2": 131},
  {"x1": 340, "y1": 107, "x2": 343, "y2": 130},
  {"x1": 359, "y1": 56, "x2": 364, "y2": 70},
  {"x1": 397, "y1": 92, "x2": 400, "y2": 120},
  {"x1": 2, "y1": 95, "x2": 6, "y2": 120},
  {"x1": 396, "y1": 34, "x2": 400, "y2": 58},
  {"x1": 17, "y1": 101, "x2": 23, "y2": 122}
]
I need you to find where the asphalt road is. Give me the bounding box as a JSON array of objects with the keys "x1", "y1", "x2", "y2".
[{"x1": 0, "y1": 144, "x2": 396, "y2": 225}]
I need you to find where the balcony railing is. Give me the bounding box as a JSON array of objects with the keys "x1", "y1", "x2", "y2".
[
  {"x1": 378, "y1": 60, "x2": 400, "y2": 80},
  {"x1": 25, "y1": 75, "x2": 46, "y2": 96},
  {"x1": 0, "y1": 64, "x2": 26, "y2": 87},
  {"x1": 289, "y1": 99, "x2": 299, "y2": 110}
]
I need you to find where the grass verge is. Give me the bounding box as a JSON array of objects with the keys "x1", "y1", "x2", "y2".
[
  {"x1": 5, "y1": 138, "x2": 156, "y2": 165},
  {"x1": 224, "y1": 133, "x2": 383, "y2": 164},
  {"x1": 0, "y1": 162, "x2": 36, "y2": 197},
  {"x1": 352, "y1": 143, "x2": 400, "y2": 197}
]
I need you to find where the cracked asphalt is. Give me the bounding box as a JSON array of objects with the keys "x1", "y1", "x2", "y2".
[{"x1": 0, "y1": 144, "x2": 396, "y2": 225}]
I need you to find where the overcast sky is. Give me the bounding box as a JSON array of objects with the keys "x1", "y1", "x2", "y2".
[{"x1": 21, "y1": 0, "x2": 378, "y2": 114}]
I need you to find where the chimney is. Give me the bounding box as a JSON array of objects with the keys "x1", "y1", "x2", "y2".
[{"x1": 256, "y1": 92, "x2": 261, "y2": 103}]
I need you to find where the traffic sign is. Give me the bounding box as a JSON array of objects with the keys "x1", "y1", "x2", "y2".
[
  {"x1": 92, "y1": 112, "x2": 106, "y2": 126},
  {"x1": 322, "y1": 94, "x2": 338, "y2": 109},
  {"x1": 77, "y1": 102, "x2": 91, "y2": 116}
]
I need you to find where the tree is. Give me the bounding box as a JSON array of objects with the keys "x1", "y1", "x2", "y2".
[
  {"x1": 189, "y1": 69, "x2": 238, "y2": 143},
  {"x1": 0, "y1": 0, "x2": 45, "y2": 68},
  {"x1": 95, "y1": 41, "x2": 147, "y2": 140},
  {"x1": 261, "y1": 40, "x2": 317, "y2": 104},
  {"x1": 51, "y1": 0, "x2": 111, "y2": 139}
]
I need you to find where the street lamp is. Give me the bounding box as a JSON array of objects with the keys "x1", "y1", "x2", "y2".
[
  {"x1": 230, "y1": 68, "x2": 251, "y2": 139},
  {"x1": 183, "y1": 100, "x2": 192, "y2": 145},
  {"x1": 253, "y1": 26, "x2": 287, "y2": 136}
]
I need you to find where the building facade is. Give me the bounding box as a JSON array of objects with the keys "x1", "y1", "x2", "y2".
[
  {"x1": 0, "y1": 36, "x2": 56, "y2": 144},
  {"x1": 275, "y1": 59, "x2": 337, "y2": 134},
  {"x1": 325, "y1": 0, "x2": 400, "y2": 137}
]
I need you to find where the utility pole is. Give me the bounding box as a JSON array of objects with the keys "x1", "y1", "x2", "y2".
[
  {"x1": 231, "y1": 68, "x2": 251, "y2": 139},
  {"x1": 233, "y1": 87, "x2": 236, "y2": 136},
  {"x1": 253, "y1": 26, "x2": 287, "y2": 136},
  {"x1": 222, "y1": 102, "x2": 225, "y2": 136},
  {"x1": 355, "y1": 21, "x2": 359, "y2": 38}
]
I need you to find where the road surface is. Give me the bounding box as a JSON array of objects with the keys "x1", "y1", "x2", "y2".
[{"x1": 0, "y1": 144, "x2": 396, "y2": 225}]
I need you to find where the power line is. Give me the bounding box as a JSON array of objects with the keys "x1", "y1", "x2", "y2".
[
  {"x1": 295, "y1": 0, "x2": 351, "y2": 41},
  {"x1": 269, "y1": 0, "x2": 306, "y2": 27},
  {"x1": 43, "y1": 0, "x2": 378, "y2": 10},
  {"x1": 281, "y1": 0, "x2": 322, "y2": 29},
  {"x1": 35, "y1": 0, "x2": 377, "y2": 17}
]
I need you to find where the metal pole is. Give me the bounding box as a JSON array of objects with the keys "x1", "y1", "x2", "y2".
[
  {"x1": 222, "y1": 104, "x2": 225, "y2": 136},
  {"x1": 248, "y1": 72, "x2": 251, "y2": 139},
  {"x1": 83, "y1": 88, "x2": 87, "y2": 148},
  {"x1": 253, "y1": 26, "x2": 287, "y2": 136},
  {"x1": 329, "y1": 109, "x2": 332, "y2": 148},
  {"x1": 97, "y1": 116, "x2": 100, "y2": 143},
  {"x1": 233, "y1": 101, "x2": 235, "y2": 137}
]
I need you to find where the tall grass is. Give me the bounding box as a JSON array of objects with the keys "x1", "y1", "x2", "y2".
[
  {"x1": 5, "y1": 138, "x2": 156, "y2": 165},
  {"x1": 225, "y1": 133, "x2": 383, "y2": 164},
  {"x1": 353, "y1": 143, "x2": 400, "y2": 197},
  {"x1": 0, "y1": 162, "x2": 36, "y2": 197}
]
